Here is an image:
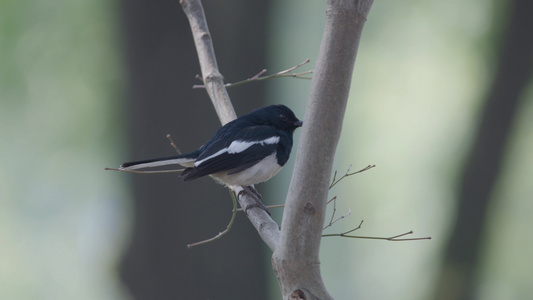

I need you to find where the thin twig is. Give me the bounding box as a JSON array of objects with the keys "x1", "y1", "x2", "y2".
[
  {"x1": 166, "y1": 134, "x2": 182, "y2": 154},
  {"x1": 187, "y1": 191, "x2": 239, "y2": 248},
  {"x1": 323, "y1": 164, "x2": 373, "y2": 230},
  {"x1": 332, "y1": 209, "x2": 351, "y2": 227},
  {"x1": 325, "y1": 233, "x2": 432, "y2": 241},
  {"x1": 322, "y1": 220, "x2": 431, "y2": 241},
  {"x1": 325, "y1": 196, "x2": 338, "y2": 229},
  {"x1": 323, "y1": 196, "x2": 351, "y2": 230},
  {"x1": 341, "y1": 219, "x2": 364, "y2": 234},
  {"x1": 324, "y1": 208, "x2": 351, "y2": 230},
  {"x1": 323, "y1": 164, "x2": 374, "y2": 230},
  {"x1": 329, "y1": 164, "x2": 375, "y2": 189},
  {"x1": 250, "y1": 69, "x2": 267, "y2": 80},
  {"x1": 193, "y1": 59, "x2": 313, "y2": 89}
]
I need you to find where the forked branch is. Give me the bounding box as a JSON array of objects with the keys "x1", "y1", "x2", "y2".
[
  {"x1": 330, "y1": 164, "x2": 375, "y2": 189},
  {"x1": 181, "y1": 0, "x2": 280, "y2": 252}
]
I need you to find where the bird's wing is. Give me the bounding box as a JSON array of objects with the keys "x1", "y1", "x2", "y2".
[{"x1": 181, "y1": 126, "x2": 281, "y2": 181}]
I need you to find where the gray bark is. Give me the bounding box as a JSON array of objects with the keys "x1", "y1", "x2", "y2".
[
  {"x1": 272, "y1": 1, "x2": 373, "y2": 299},
  {"x1": 181, "y1": 0, "x2": 374, "y2": 298}
]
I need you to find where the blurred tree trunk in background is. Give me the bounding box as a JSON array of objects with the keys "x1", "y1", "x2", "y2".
[
  {"x1": 118, "y1": 0, "x2": 271, "y2": 298},
  {"x1": 432, "y1": 0, "x2": 533, "y2": 299}
]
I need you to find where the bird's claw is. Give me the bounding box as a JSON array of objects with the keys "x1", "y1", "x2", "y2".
[
  {"x1": 238, "y1": 186, "x2": 271, "y2": 216},
  {"x1": 244, "y1": 202, "x2": 271, "y2": 216}
]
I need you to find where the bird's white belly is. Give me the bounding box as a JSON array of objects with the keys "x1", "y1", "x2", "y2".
[{"x1": 212, "y1": 153, "x2": 281, "y2": 187}]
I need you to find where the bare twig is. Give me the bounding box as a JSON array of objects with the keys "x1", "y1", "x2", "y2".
[
  {"x1": 329, "y1": 164, "x2": 375, "y2": 190},
  {"x1": 193, "y1": 59, "x2": 313, "y2": 89},
  {"x1": 322, "y1": 220, "x2": 431, "y2": 241},
  {"x1": 166, "y1": 134, "x2": 182, "y2": 154},
  {"x1": 324, "y1": 208, "x2": 351, "y2": 230},
  {"x1": 322, "y1": 164, "x2": 431, "y2": 241},
  {"x1": 187, "y1": 191, "x2": 239, "y2": 248},
  {"x1": 323, "y1": 164, "x2": 373, "y2": 230},
  {"x1": 323, "y1": 196, "x2": 352, "y2": 230},
  {"x1": 340, "y1": 219, "x2": 365, "y2": 234},
  {"x1": 325, "y1": 196, "x2": 338, "y2": 229}
]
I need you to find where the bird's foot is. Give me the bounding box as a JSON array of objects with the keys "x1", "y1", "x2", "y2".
[{"x1": 238, "y1": 186, "x2": 271, "y2": 216}]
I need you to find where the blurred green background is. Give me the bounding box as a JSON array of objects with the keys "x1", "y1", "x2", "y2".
[{"x1": 1, "y1": 0, "x2": 532, "y2": 299}]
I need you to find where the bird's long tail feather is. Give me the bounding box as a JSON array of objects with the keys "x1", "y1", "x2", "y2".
[{"x1": 120, "y1": 154, "x2": 196, "y2": 170}]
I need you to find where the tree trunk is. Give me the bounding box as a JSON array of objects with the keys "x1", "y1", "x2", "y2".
[{"x1": 272, "y1": 1, "x2": 373, "y2": 299}]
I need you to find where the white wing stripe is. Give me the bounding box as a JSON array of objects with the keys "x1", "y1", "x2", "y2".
[
  {"x1": 194, "y1": 147, "x2": 227, "y2": 167},
  {"x1": 195, "y1": 136, "x2": 280, "y2": 167}
]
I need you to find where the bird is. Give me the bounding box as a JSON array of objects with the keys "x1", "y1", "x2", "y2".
[{"x1": 118, "y1": 104, "x2": 303, "y2": 213}]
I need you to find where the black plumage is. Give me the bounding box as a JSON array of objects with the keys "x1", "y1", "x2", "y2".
[{"x1": 120, "y1": 104, "x2": 302, "y2": 189}]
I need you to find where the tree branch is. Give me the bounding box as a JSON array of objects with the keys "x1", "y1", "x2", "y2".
[
  {"x1": 272, "y1": 1, "x2": 374, "y2": 299},
  {"x1": 180, "y1": 0, "x2": 280, "y2": 251},
  {"x1": 322, "y1": 220, "x2": 432, "y2": 241},
  {"x1": 180, "y1": 0, "x2": 235, "y2": 124}
]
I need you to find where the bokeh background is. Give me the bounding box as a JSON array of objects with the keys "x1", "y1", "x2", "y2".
[{"x1": 1, "y1": 0, "x2": 532, "y2": 299}]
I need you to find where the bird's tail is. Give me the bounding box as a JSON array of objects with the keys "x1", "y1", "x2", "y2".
[{"x1": 119, "y1": 152, "x2": 198, "y2": 171}]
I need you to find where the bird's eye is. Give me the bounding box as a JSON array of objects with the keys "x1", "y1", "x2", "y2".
[{"x1": 280, "y1": 114, "x2": 288, "y2": 121}]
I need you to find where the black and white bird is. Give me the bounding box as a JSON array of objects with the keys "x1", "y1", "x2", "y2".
[{"x1": 119, "y1": 104, "x2": 302, "y2": 211}]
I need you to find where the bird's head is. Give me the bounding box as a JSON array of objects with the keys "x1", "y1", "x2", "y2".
[{"x1": 249, "y1": 104, "x2": 303, "y2": 131}]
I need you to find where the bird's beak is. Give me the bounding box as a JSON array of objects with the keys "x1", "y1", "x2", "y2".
[{"x1": 295, "y1": 120, "x2": 303, "y2": 127}]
